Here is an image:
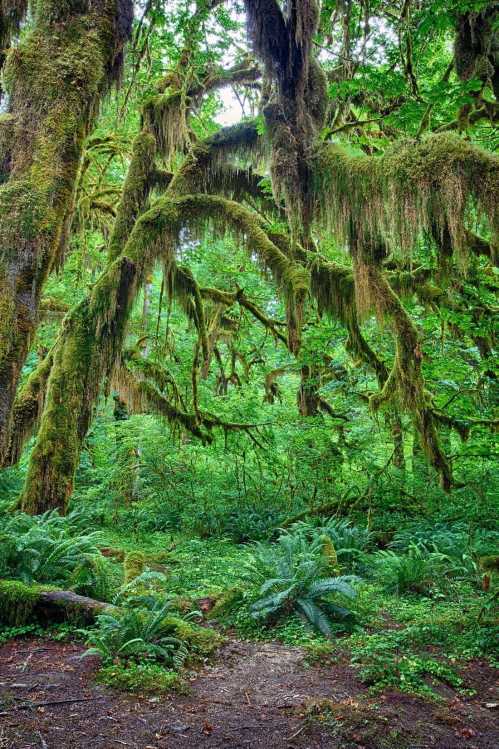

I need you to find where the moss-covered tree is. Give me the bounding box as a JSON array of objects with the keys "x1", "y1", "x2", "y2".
[{"x1": 0, "y1": 0, "x2": 133, "y2": 461}]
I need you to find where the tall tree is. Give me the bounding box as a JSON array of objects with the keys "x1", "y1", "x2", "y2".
[{"x1": 0, "y1": 0, "x2": 133, "y2": 460}]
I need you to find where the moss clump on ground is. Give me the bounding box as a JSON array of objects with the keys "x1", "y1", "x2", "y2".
[
  {"x1": 97, "y1": 662, "x2": 184, "y2": 694},
  {"x1": 0, "y1": 580, "x2": 41, "y2": 626},
  {"x1": 163, "y1": 615, "x2": 223, "y2": 658},
  {"x1": 123, "y1": 551, "x2": 146, "y2": 583},
  {"x1": 208, "y1": 587, "x2": 246, "y2": 620}
]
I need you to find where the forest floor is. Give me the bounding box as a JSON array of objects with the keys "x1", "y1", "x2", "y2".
[{"x1": 0, "y1": 635, "x2": 498, "y2": 749}]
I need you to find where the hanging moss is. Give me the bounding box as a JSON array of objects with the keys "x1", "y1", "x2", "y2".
[
  {"x1": 111, "y1": 365, "x2": 213, "y2": 445},
  {"x1": 169, "y1": 265, "x2": 210, "y2": 366},
  {"x1": 310, "y1": 258, "x2": 356, "y2": 327},
  {"x1": 142, "y1": 90, "x2": 191, "y2": 167},
  {"x1": 168, "y1": 193, "x2": 310, "y2": 352},
  {"x1": 123, "y1": 348, "x2": 182, "y2": 403},
  {"x1": 313, "y1": 133, "x2": 498, "y2": 264},
  {"x1": 356, "y1": 262, "x2": 452, "y2": 491}
]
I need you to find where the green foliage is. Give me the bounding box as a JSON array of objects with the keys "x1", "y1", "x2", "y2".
[
  {"x1": 187, "y1": 506, "x2": 282, "y2": 542},
  {"x1": 0, "y1": 510, "x2": 112, "y2": 600},
  {"x1": 0, "y1": 623, "x2": 45, "y2": 646},
  {"x1": 0, "y1": 0, "x2": 497, "y2": 711},
  {"x1": 84, "y1": 600, "x2": 190, "y2": 668},
  {"x1": 390, "y1": 521, "x2": 499, "y2": 558},
  {"x1": 353, "y1": 648, "x2": 464, "y2": 699},
  {"x1": 246, "y1": 533, "x2": 359, "y2": 636},
  {"x1": 374, "y1": 547, "x2": 445, "y2": 595}
]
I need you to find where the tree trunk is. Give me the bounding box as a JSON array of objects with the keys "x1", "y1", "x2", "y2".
[
  {"x1": 391, "y1": 416, "x2": 406, "y2": 470},
  {"x1": 297, "y1": 365, "x2": 321, "y2": 416},
  {"x1": 0, "y1": 0, "x2": 132, "y2": 462}
]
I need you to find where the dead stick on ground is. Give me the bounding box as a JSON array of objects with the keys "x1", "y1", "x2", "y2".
[
  {"x1": 286, "y1": 723, "x2": 307, "y2": 740},
  {"x1": 15, "y1": 697, "x2": 101, "y2": 710}
]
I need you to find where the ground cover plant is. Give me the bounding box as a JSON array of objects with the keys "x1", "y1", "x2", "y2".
[{"x1": 0, "y1": 0, "x2": 497, "y2": 747}]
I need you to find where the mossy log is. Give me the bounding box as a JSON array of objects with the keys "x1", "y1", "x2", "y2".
[
  {"x1": 0, "y1": 580, "x2": 109, "y2": 627},
  {"x1": 37, "y1": 589, "x2": 109, "y2": 623}
]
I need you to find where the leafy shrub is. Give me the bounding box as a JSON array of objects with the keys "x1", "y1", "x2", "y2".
[
  {"x1": 374, "y1": 547, "x2": 446, "y2": 595},
  {"x1": 391, "y1": 522, "x2": 499, "y2": 560},
  {"x1": 246, "y1": 533, "x2": 359, "y2": 636},
  {"x1": 0, "y1": 623, "x2": 45, "y2": 646},
  {"x1": 0, "y1": 511, "x2": 111, "y2": 600},
  {"x1": 186, "y1": 506, "x2": 282, "y2": 542},
  {"x1": 389, "y1": 522, "x2": 498, "y2": 588},
  {"x1": 84, "y1": 571, "x2": 222, "y2": 669},
  {"x1": 390, "y1": 521, "x2": 472, "y2": 558},
  {"x1": 97, "y1": 662, "x2": 183, "y2": 693},
  {"x1": 221, "y1": 508, "x2": 282, "y2": 543},
  {"x1": 353, "y1": 649, "x2": 464, "y2": 698},
  {"x1": 117, "y1": 501, "x2": 181, "y2": 534}
]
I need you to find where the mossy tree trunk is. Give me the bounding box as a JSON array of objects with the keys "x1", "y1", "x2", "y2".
[
  {"x1": 297, "y1": 365, "x2": 321, "y2": 417},
  {"x1": 20, "y1": 188, "x2": 302, "y2": 513},
  {"x1": 0, "y1": 0, "x2": 132, "y2": 462},
  {"x1": 19, "y1": 135, "x2": 170, "y2": 514}
]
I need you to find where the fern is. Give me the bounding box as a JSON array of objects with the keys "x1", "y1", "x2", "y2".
[
  {"x1": 290, "y1": 519, "x2": 372, "y2": 572},
  {"x1": 83, "y1": 600, "x2": 190, "y2": 668},
  {"x1": 247, "y1": 532, "x2": 359, "y2": 636},
  {"x1": 375, "y1": 546, "x2": 447, "y2": 595},
  {"x1": 0, "y1": 510, "x2": 111, "y2": 599}
]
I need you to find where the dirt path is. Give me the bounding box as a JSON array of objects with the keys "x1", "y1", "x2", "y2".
[{"x1": 0, "y1": 638, "x2": 497, "y2": 748}]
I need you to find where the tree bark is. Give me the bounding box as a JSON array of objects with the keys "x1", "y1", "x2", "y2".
[{"x1": 0, "y1": 0, "x2": 132, "y2": 462}]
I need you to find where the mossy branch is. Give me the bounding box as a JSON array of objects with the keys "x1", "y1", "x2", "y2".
[{"x1": 314, "y1": 133, "x2": 498, "y2": 262}]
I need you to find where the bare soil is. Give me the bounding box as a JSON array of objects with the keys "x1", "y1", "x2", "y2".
[{"x1": 0, "y1": 637, "x2": 497, "y2": 748}]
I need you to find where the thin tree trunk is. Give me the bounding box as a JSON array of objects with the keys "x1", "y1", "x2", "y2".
[
  {"x1": 297, "y1": 364, "x2": 321, "y2": 416},
  {"x1": 391, "y1": 416, "x2": 406, "y2": 470}
]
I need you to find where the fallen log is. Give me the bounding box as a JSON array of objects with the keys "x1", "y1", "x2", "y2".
[
  {"x1": 0, "y1": 580, "x2": 111, "y2": 627},
  {"x1": 37, "y1": 589, "x2": 109, "y2": 621}
]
